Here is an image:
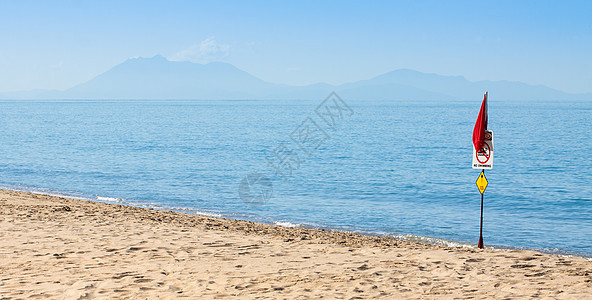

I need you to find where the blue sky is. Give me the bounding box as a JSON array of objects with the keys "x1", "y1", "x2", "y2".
[{"x1": 1, "y1": 0, "x2": 590, "y2": 93}]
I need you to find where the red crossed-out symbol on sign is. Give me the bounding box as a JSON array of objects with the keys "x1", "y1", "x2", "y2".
[{"x1": 476, "y1": 143, "x2": 491, "y2": 164}]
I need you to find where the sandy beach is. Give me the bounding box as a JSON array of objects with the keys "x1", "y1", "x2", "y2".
[{"x1": 0, "y1": 189, "x2": 590, "y2": 299}]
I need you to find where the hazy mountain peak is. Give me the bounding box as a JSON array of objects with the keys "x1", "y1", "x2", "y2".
[
  {"x1": 150, "y1": 54, "x2": 167, "y2": 60},
  {"x1": 125, "y1": 54, "x2": 167, "y2": 62},
  {"x1": 60, "y1": 54, "x2": 276, "y2": 100}
]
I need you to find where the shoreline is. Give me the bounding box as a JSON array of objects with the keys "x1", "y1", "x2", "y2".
[
  {"x1": 2, "y1": 185, "x2": 588, "y2": 258},
  {"x1": 1, "y1": 189, "x2": 591, "y2": 298},
  {"x1": 2, "y1": 186, "x2": 471, "y2": 249}
]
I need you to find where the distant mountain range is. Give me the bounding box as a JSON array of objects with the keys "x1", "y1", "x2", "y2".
[{"x1": 1, "y1": 55, "x2": 590, "y2": 101}]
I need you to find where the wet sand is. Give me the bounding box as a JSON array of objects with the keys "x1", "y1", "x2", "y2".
[{"x1": 1, "y1": 189, "x2": 591, "y2": 298}]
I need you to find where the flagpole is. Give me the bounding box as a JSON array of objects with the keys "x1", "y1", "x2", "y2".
[
  {"x1": 473, "y1": 91, "x2": 489, "y2": 250},
  {"x1": 478, "y1": 170, "x2": 484, "y2": 249}
]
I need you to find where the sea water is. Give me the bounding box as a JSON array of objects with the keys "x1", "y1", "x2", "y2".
[{"x1": 0, "y1": 98, "x2": 590, "y2": 256}]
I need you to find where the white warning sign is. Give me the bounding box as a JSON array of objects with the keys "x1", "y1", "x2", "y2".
[{"x1": 472, "y1": 130, "x2": 493, "y2": 169}]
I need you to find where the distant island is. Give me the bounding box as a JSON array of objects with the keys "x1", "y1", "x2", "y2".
[{"x1": 1, "y1": 55, "x2": 590, "y2": 101}]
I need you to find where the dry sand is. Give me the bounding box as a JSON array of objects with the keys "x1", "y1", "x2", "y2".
[{"x1": 1, "y1": 189, "x2": 591, "y2": 299}]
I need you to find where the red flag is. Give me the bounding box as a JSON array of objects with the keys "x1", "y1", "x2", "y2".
[{"x1": 472, "y1": 92, "x2": 488, "y2": 152}]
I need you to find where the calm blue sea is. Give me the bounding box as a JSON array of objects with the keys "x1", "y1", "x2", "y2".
[{"x1": 1, "y1": 98, "x2": 590, "y2": 256}]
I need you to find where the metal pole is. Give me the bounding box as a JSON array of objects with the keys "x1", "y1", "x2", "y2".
[{"x1": 478, "y1": 171, "x2": 484, "y2": 249}]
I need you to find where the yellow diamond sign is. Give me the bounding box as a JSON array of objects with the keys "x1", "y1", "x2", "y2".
[{"x1": 476, "y1": 170, "x2": 488, "y2": 194}]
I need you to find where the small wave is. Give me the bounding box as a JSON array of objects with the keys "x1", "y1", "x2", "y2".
[
  {"x1": 129, "y1": 203, "x2": 224, "y2": 218},
  {"x1": 96, "y1": 196, "x2": 124, "y2": 202},
  {"x1": 393, "y1": 234, "x2": 476, "y2": 249},
  {"x1": 193, "y1": 211, "x2": 224, "y2": 218},
  {"x1": 273, "y1": 221, "x2": 302, "y2": 228},
  {"x1": 93, "y1": 195, "x2": 224, "y2": 218},
  {"x1": 167, "y1": 206, "x2": 223, "y2": 218}
]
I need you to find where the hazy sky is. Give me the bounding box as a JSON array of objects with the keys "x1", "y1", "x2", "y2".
[{"x1": 1, "y1": 1, "x2": 590, "y2": 93}]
